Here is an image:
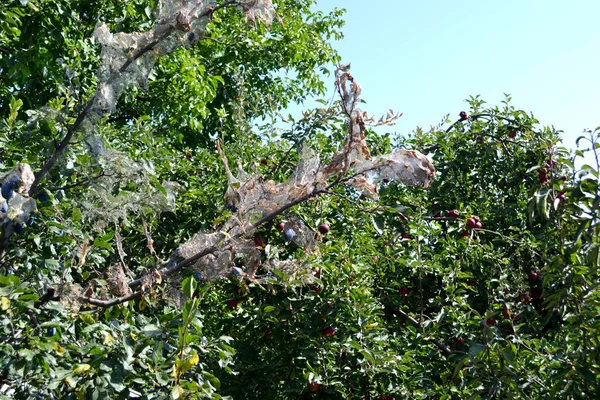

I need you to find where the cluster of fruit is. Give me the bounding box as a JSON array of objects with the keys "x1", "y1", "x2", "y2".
[
  {"x1": 214, "y1": 222, "x2": 333, "y2": 281},
  {"x1": 274, "y1": 221, "x2": 330, "y2": 242},
  {"x1": 537, "y1": 158, "x2": 567, "y2": 186},
  {"x1": 1, "y1": 176, "x2": 34, "y2": 235},
  {"x1": 1, "y1": 176, "x2": 20, "y2": 199}
]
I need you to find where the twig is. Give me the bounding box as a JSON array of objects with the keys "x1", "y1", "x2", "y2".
[
  {"x1": 270, "y1": 92, "x2": 339, "y2": 176},
  {"x1": 142, "y1": 219, "x2": 163, "y2": 264},
  {"x1": 393, "y1": 308, "x2": 463, "y2": 357},
  {"x1": 114, "y1": 224, "x2": 133, "y2": 277},
  {"x1": 51, "y1": 171, "x2": 110, "y2": 191},
  {"x1": 422, "y1": 113, "x2": 525, "y2": 155}
]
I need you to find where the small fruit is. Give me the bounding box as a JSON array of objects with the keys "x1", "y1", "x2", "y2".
[
  {"x1": 557, "y1": 191, "x2": 566, "y2": 201},
  {"x1": 318, "y1": 223, "x2": 330, "y2": 234},
  {"x1": 467, "y1": 279, "x2": 477, "y2": 286},
  {"x1": 538, "y1": 170, "x2": 549, "y2": 184},
  {"x1": 225, "y1": 203, "x2": 238, "y2": 213},
  {"x1": 503, "y1": 287, "x2": 509, "y2": 294},
  {"x1": 314, "y1": 268, "x2": 321, "y2": 279},
  {"x1": 322, "y1": 327, "x2": 336, "y2": 337},
  {"x1": 1, "y1": 182, "x2": 14, "y2": 200},
  {"x1": 460, "y1": 230, "x2": 469, "y2": 237},
  {"x1": 447, "y1": 209, "x2": 460, "y2": 219},
  {"x1": 559, "y1": 175, "x2": 567, "y2": 181},
  {"x1": 194, "y1": 272, "x2": 202, "y2": 281},
  {"x1": 401, "y1": 233, "x2": 413, "y2": 240},
  {"x1": 276, "y1": 222, "x2": 285, "y2": 231},
  {"x1": 528, "y1": 272, "x2": 539, "y2": 281},
  {"x1": 282, "y1": 227, "x2": 296, "y2": 241},
  {"x1": 521, "y1": 294, "x2": 531, "y2": 303},
  {"x1": 459, "y1": 111, "x2": 468, "y2": 121},
  {"x1": 311, "y1": 285, "x2": 320, "y2": 292},
  {"x1": 508, "y1": 131, "x2": 517, "y2": 138},
  {"x1": 309, "y1": 382, "x2": 322, "y2": 392},
  {"x1": 466, "y1": 218, "x2": 477, "y2": 229},
  {"x1": 227, "y1": 299, "x2": 239, "y2": 309},
  {"x1": 253, "y1": 236, "x2": 266, "y2": 248},
  {"x1": 502, "y1": 307, "x2": 510, "y2": 319},
  {"x1": 260, "y1": 159, "x2": 269, "y2": 166},
  {"x1": 399, "y1": 287, "x2": 409, "y2": 296},
  {"x1": 474, "y1": 221, "x2": 482, "y2": 229},
  {"x1": 486, "y1": 317, "x2": 496, "y2": 326},
  {"x1": 46, "y1": 327, "x2": 56, "y2": 337},
  {"x1": 1, "y1": 201, "x2": 7, "y2": 213},
  {"x1": 231, "y1": 267, "x2": 243, "y2": 276}
]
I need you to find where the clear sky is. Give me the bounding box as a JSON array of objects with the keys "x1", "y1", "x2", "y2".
[{"x1": 297, "y1": 0, "x2": 600, "y2": 165}]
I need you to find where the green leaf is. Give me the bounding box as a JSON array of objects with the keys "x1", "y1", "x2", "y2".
[
  {"x1": 536, "y1": 188, "x2": 551, "y2": 220},
  {"x1": 371, "y1": 215, "x2": 384, "y2": 234}
]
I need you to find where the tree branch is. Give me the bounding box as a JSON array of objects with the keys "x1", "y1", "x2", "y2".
[
  {"x1": 81, "y1": 159, "x2": 391, "y2": 307},
  {"x1": 30, "y1": 100, "x2": 95, "y2": 194},
  {"x1": 30, "y1": 0, "x2": 240, "y2": 194},
  {"x1": 80, "y1": 289, "x2": 142, "y2": 307}
]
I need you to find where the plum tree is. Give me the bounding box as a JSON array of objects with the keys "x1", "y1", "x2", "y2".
[{"x1": 0, "y1": 1, "x2": 598, "y2": 399}]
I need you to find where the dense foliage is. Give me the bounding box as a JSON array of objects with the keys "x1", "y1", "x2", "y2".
[{"x1": 1, "y1": 1, "x2": 598, "y2": 399}]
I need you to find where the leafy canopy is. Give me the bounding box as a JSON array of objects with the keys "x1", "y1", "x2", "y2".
[{"x1": 0, "y1": 1, "x2": 599, "y2": 399}]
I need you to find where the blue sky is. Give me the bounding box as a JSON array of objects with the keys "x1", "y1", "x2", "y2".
[{"x1": 297, "y1": 0, "x2": 600, "y2": 165}]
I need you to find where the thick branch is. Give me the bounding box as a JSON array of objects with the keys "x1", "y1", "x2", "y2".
[
  {"x1": 128, "y1": 185, "x2": 329, "y2": 290},
  {"x1": 80, "y1": 289, "x2": 142, "y2": 307},
  {"x1": 82, "y1": 163, "x2": 381, "y2": 307},
  {"x1": 80, "y1": 189, "x2": 322, "y2": 306},
  {"x1": 30, "y1": 100, "x2": 94, "y2": 194}
]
